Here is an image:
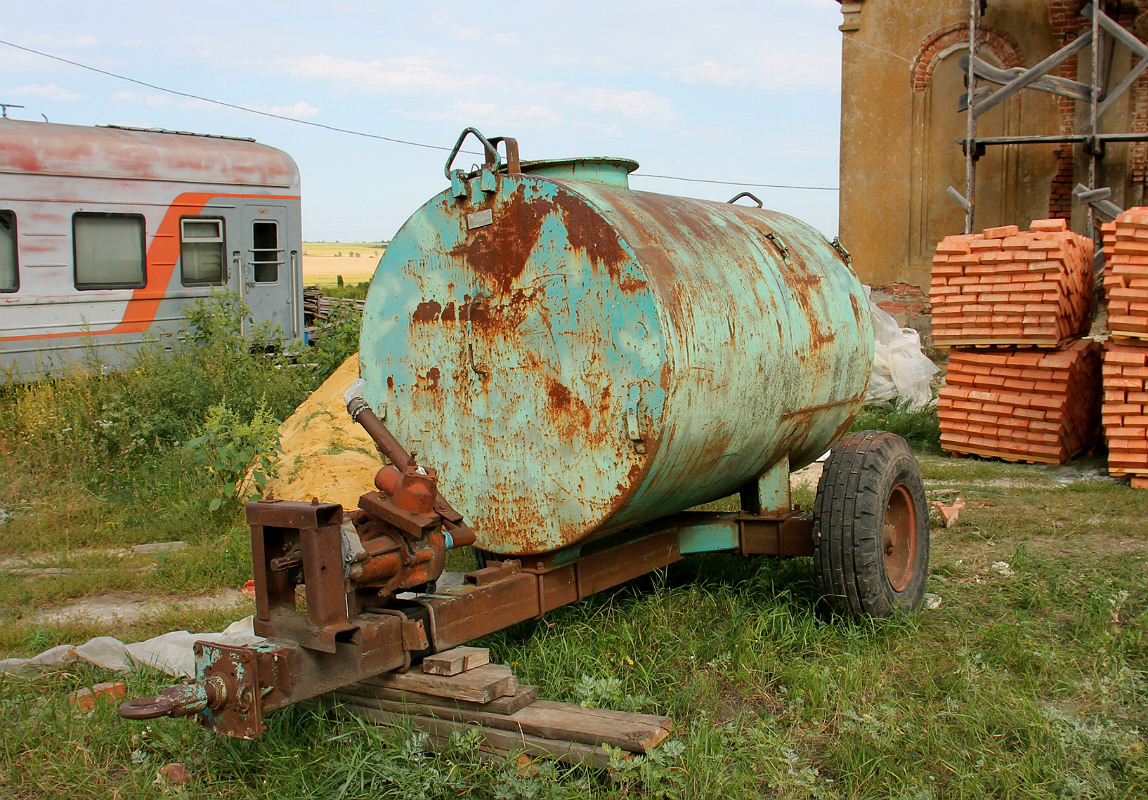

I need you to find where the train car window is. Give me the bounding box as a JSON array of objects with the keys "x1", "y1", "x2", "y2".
[
  {"x1": 180, "y1": 218, "x2": 225, "y2": 285},
  {"x1": 73, "y1": 213, "x2": 146, "y2": 290},
  {"x1": 251, "y1": 220, "x2": 280, "y2": 283},
  {"x1": 0, "y1": 211, "x2": 16, "y2": 293}
]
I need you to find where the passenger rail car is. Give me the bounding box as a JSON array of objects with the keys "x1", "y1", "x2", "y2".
[{"x1": 0, "y1": 119, "x2": 303, "y2": 380}]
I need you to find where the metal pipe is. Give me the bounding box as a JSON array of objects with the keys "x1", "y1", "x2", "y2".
[
  {"x1": 965, "y1": 0, "x2": 980, "y2": 234},
  {"x1": 344, "y1": 379, "x2": 476, "y2": 548}
]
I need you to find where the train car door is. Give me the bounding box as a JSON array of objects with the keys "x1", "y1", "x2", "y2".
[{"x1": 238, "y1": 204, "x2": 294, "y2": 336}]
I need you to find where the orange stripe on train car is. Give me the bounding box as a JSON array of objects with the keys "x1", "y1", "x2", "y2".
[{"x1": 1, "y1": 191, "x2": 299, "y2": 343}]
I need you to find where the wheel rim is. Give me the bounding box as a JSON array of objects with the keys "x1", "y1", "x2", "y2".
[{"x1": 883, "y1": 483, "x2": 917, "y2": 593}]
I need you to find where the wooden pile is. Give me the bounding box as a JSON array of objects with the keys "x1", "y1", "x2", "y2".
[
  {"x1": 1101, "y1": 210, "x2": 1148, "y2": 340},
  {"x1": 303, "y1": 285, "x2": 366, "y2": 324},
  {"x1": 930, "y1": 220, "x2": 1093, "y2": 347},
  {"x1": 1102, "y1": 343, "x2": 1148, "y2": 489},
  {"x1": 320, "y1": 646, "x2": 673, "y2": 767},
  {"x1": 937, "y1": 340, "x2": 1102, "y2": 464}
]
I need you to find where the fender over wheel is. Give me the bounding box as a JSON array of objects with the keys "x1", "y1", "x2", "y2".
[{"x1": 812, "y1": 430, "x2": 930, "y2": 618}]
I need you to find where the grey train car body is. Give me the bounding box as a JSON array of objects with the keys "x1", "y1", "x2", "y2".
[{"x1": 0, "y1": 119, "x2": 303, "y2": 380}]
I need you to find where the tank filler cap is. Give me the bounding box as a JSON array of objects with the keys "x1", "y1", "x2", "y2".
[{"x1": 516, "y1": 157, "x2": 638, "y2": 188}]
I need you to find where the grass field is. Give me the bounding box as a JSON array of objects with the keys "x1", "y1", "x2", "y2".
[
  {"x1": 0, "y1": 323, "x2": 1145, "y2": 797},
  {"x1": 302, "y1": 241, "x2": 386, "y2": 288}
]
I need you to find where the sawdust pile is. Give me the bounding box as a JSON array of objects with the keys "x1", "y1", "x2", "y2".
[{"x1": 264, "y1": 353, "x2": 381, "y2": 510}]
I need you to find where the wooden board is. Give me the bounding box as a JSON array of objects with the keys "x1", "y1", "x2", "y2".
[
  {"x1": 337, "y1": 681, "x2": 540, "y2": 716},
  {"x1": 944, "y1": 442, "x2": 1077, "y2": 465},
  {"x1": 933, "y1": 337, "x2": 1064, "y2": 349},
  {"x1": 364, "y1": 663, "x2": 516, "y2": 704},
  {"x1": 330, "y1": 693, "x2": 671, "y2": 753},
  {"x1": 1110, "y1": 330, "x2": 1148, "y2": 342},
  {"x1": 324, "y1": 701, "x2": 619, "y2": 769},
  {"x1": 423, "y1": 646, "x2": 490, "y2": 676}
]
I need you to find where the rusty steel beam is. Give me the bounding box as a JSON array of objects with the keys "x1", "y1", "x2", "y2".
[{"x1": 123, "y1": 502, "x2": 813, "y2": 738}]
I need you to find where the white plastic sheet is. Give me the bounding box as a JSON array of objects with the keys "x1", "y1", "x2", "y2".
[
  {"x1": 865, "y1": 288, "x2": 938, "y2": 411},
  {"x1": 0, "y1": 617, "x2": 263, "y2": 678}
]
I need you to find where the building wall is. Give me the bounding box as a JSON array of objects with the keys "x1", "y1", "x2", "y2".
[{"x1": 838, "y1": 0, "x2": 1147, "y2": 291}]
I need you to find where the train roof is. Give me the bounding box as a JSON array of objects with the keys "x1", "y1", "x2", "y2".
[{"x1": 0, "y1": 118, "x2": 299, "y2": 188}]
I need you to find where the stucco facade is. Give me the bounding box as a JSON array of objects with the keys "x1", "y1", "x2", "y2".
[{"x1": 838, "y1": 0, "x2": 1148, "y2": 290}]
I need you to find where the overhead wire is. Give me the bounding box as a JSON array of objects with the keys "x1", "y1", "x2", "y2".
[{"x1": 0, "y1": 37, "x2": 840, "y2": 192}]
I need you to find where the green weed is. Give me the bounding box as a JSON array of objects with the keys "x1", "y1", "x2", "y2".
[
  {"x1": 849, "y1": 401, "x2": 942, "y2": 453},
  {"x1": 184, "y1": 399, "x2": 282, "y2": 512},
  {"x1": 1, "y1": 304, "x2": 1146, "y2": 797}
]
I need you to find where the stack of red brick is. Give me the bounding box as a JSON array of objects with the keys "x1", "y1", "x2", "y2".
[
  {"x1": 930, "y1": 220, "x2": 1093, "y2": 347},
  {"x1": 1099, "y1": 209, "x2": 1148, "y2": 488},
  {"x1": 937, "y1": 342, "x2": 1100, "y2": 464},
  {"x1": 934, "y1": 220, "x2": 1100, "y2": 465},
  {"x1": 1100, "y1": 210, "x2": 1148, "y2": 340},
  {"x1": 1102, "y1": 345, "x2": 1148, "y2": 488}
]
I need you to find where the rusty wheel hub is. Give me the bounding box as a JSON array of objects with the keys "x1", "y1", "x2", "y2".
[{"x1": 882, "y1": 483, "x2": 917, "y2": 593}]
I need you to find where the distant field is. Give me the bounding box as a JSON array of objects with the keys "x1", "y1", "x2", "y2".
[{"x1": 302, "y1": 242, "x2": 386, "y2": 287}]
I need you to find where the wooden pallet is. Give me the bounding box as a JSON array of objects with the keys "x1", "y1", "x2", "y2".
[
  {"x1": 318, "y1": 647, "x2": 673, "y2": 768},
  {"x1": 944, "y1": 443, "x2": 1079, "y2": 465},
  {"x1": 1109, "y1": 330, "x2": 1148, "y2": 343},
  {"x1": 933, "y1": 337, "x2": 1066, "y2": 349}
]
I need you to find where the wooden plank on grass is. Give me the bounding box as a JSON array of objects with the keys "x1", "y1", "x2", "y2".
[
  {"x1": 423, "y1": 646, "x2": 490, "y2": 676},
  {"x1": 325, "y1": 701, "x2": 619, "y2": 769},
  {"x1": 364, "y1": 663, "x2": 515, "y2": 704},
  {"x1": 330, "y1": 693, "x2": 672, "y2": 753},
  {"x1": 336, "y1": 681, "x2": 539, "y2": 716}
]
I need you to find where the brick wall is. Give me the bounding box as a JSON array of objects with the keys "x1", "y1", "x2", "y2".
[{"x1": 1049, "y1": 0, "x2": 1088, "y2": 219}]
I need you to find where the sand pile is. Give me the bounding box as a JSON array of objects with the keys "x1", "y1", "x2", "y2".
[{"x1": 265, "y1": 353, "x2": 381, "y2": 510}]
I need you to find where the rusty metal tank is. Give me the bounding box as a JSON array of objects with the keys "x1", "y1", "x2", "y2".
[{"x1": 359, "y1": 133, "x2": 873, "y2": 556}]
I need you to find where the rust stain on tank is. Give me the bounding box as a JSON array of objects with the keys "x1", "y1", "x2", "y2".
[
  {"x1": 441, "y1": 302, "x2": 456, "y2": 322},
  {"x1": 412, "y1": 300, "x2": 442, "y2": 323},
  {"x1": 386, "y1": 376, "x2": 394, "y2": 390},
  {"x1": 551, "y1": 191, "x2": 627, "y2": 278},
  {"x1": 546, "y1": 379, "x2": 573, "y2": 411},
  {"x1": 618, "y1": 276, "x2": 648, "y2": 292},
  {"x1": 459, "y1": 295, "x2": 491, "y2": 326},
  {"x1": 542, "y1": 378, "x2": 593, "y2": 440},
  {"x1": 453, "y1": 184, "x2": 549, "y2": 294},
  {"x1": 425, "y1": 367, "x2": 441, "y2": 390}
]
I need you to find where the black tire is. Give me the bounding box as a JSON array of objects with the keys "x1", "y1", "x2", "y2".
[
  {"x1": 812, "y1": 430, "x2": 930, "y2": 618},
  {"x1": 473, "y1": 547, "x2": 497, "y2": 570}
]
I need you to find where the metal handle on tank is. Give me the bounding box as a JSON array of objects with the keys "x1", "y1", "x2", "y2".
[
  {"x1": 443, "y1": 127, "x2": 501, "y2": 179},
  {"x1": 488, "y1": 136, "x2": 521, "y2": 173},
  {"x1": 727, "y1": 191, "x2": 763, "y2": 207}
]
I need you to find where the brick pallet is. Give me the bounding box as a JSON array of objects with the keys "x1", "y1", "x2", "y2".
[
  {"x1": 1098, "y1": 209, "x2": 1148, "y2": 489},
  {"x1": 1100, "y1": 210, "x2": 1148, "y2": 340},
  {"x1": 930, "y1": 220, "x2": 1093, "y2": 348},
  {"x1": 937, "y1": 341, "x2": 1101, "y2": 464},
  {"x1": 1102, "y1": 343, "x2": 1148, "y2": 489}
]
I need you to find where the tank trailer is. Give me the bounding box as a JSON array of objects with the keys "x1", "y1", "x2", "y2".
[{"x1": 120, "y1": 129, "x2": 930, "y2": 738}]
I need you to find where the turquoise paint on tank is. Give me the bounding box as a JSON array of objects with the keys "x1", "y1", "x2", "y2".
[{"x1": 359, "y1": 154, "x2": 872, "y2": 556}]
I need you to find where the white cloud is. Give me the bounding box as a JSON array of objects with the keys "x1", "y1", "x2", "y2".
[
  {"x1": 21, "y1": 33, "x2": 98, "y2": 48},
  {"x1": 681, "y1": 61, "x2": 750, "y2": 87},
  {"x1": 108, "y1": 90, "x2": 215, "y2": 113},
  {"x1": 282, "y1": 53, "x2": 494, "y2": 95},
  {"x1": 444, "y1": 24, "x2": 518, "y2": 46},
  {"x1": 245, "y1": 100, "x2": 321, "y2": 118},
  {"x1": 572, "y1": 87, "x2": 675, "y2": 124},
  {"x1": 275, "y1": 51, "x2": 673, "y2": 126},
  {"x1": 396, "y1": 100, "x2": 560, "y2": 130},
  {"x1": 1, "y1": 83, "x2": 82, "y2": 101},
  {"x1": 110, "y1": 89, "x2": 170, "y2": 108}
]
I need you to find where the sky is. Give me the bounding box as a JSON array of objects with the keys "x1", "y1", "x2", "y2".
[{"x1": 0, "y1": 0, "x2": 845, "y2": 242}]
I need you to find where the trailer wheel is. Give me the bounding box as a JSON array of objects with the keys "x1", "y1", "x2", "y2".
[{"x1": 812, "y1": 430, "x2": 929, "y2": 618}]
